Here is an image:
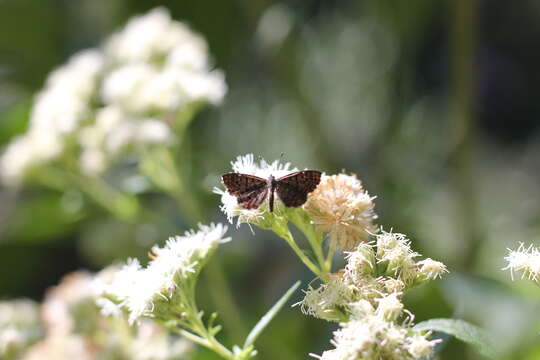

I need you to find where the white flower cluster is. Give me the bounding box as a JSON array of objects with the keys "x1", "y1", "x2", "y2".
[
  {"x1": 97, "y1": 223, "x2": 230, "y2": 324},
  {"x1": 300, "y1": 231, "x2": 448, "y2": 322},
  {"x1": 312, "y1": 299, "x2": 439, "y2": 360},
  {"x1": 312, "y1": 296, "x2": 439, "y2": 360},
  {"x1": 5, "y1": 271, "x2": 193, "y2": 360},
  {"x1": 0, "y1": 50, "x2": 103, "y2": 184},
  {"x1": 214, "y1": 154, "x2": 299, "y2": 226},
  {"x1": 0, "y1": 300, "x2": 42, "y2": 358},
  {"x1": 503, "y1": 242, "x2": 540, "y2": 282},
  {"x1": 0, "y1": 7, "x2": 227, "y2": 183}
]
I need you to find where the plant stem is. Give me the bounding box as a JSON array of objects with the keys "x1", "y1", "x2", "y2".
[
  {"x1": 450, "y1": 0, "x2": 481, "y2": 268},
  {"x1": 288, "y1": 213, "x2": 327, "y2": 275},
  {"x1": 170, "y1": 325, "x2": 234, "y2": 360},
  {"x1": 278, "y1": 226, "x2": 322, "y2": 277}
]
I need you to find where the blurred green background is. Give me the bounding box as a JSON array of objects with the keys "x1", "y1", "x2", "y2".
[{"x1": 2, "y1": 0, "x2": 540, "y2": 359}]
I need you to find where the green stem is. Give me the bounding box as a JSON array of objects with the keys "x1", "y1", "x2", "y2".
[
  {"x1": 450, "y1": 0, "x2": 481, "y2": 268},
  {"x1": 324, "y1": 240, "x2": 336, "y2": 277},
  {"x1": 277, "y1": 226, "x2": 322, "y2": 277},
  {"x1": 169, "y1": 325, "x2": 234, "y2": 360},
  {"x1": 288, "y1": 212, "x2": 327, "y2": 274}
]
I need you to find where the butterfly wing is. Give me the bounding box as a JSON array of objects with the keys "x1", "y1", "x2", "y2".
[
  {"x1": 221, "y1": 173, "x2": 268, "y2": 210},
  {"x1": 275, "y1": 170, "x2": 322, "y2": 207}
]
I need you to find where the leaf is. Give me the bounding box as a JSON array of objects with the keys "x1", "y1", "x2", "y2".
[
  {"x1": 413, "y1": 318, "x2": 497, "y2": 359},
  {"x1": 243, "y1": 281, "x2": 301, "y2": 348}
]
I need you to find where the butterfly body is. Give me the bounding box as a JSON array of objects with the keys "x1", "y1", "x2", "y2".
[{"x1": 222, "y1": 170, "x2": 321, "y2": 212}]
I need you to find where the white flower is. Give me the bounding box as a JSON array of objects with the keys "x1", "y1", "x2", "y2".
[
  {"x1": 130, "y1": 320, "x2": 193, "y2": 360},
  {"x1": 231, "y1": 153, "x2": 296, "y2": 179},
  {"x1": 416, "y1": 258, "x2": 448, "y2": 280},
  {"x1": 304, "y1": 173, "x2": 378, "y2": 251},
  {"x1": 312, "y1": 300, "x2": 438, "y2": 360},
  {"x1": 105, "y1": 8, "x2": 203, "y2": 64},
  {"x1": 503, "y1": 242, "x2": 540, "y2": 282},
  {"x1": 98, "y1": 223, "x2": 229, "y2": 324},
  {"x1": 299, "y1": 273, "x2": 355, "y2": 322},
  {"x1": 0, "y1": 130, "x2": 62, "y2": 185},
  {"x1": 344, "y1": 243, "x2": 376, "y2": 283},
  {"x1": 1, "y1": 7, "x2": 226, "y2": 184},
  {"x1": 101, "y1": 64, "x2": 157, "y2": 112},
  {"x1": 41, "y1": 272, "x2": 96, "y2": 333},
  {"x1": 407, "y1": 334, "x2": 438, "y2": 359},
  {"x1": 136, "y1": 119, "x2": 173, "y2": 145},
  {"x1": 376, "y1": 231, "x2": 419, "y2": 284},
  {"x1": 31, "y1": 49, "x2": 104, "y2": 134},
  {"x1": 0, "y1": 300, "x2": 42, "y2": 357},
  {"x1": 375, "y1": 292, "x2": 403, "y2": 322}
]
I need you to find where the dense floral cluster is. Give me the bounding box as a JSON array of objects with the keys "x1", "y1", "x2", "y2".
[
  {"x1": 0, "y1": 7, "x2": 226, "y2": 183},
  {"x1": 0, "y1": 272, "x2": 192, "y2": 360},
  {"x1": 96, "y1": 223, "x2": 230, "y2": 324}
]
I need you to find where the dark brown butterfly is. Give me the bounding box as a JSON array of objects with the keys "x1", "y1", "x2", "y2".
[{"x1": 221, "y1": 170, "x2": 322, "y2": 212}]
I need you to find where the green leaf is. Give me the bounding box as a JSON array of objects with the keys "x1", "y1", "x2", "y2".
[
  {"x1": 413, "y1": 318, "x2": 497, "y2": 359},
  {"x1": 243, "y1": 281, "x2": 301, "y2": 349}
]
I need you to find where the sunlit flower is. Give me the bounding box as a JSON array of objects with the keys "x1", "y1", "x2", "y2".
[
  {"x1": 416, "y1": 258, "x2": 448, "y2": 281},
  {"x1": 312, "y1": 297, "x2": 439, "y2": 360},
  {"x1": 503, "y1": 242, "x2": 540, "y2": 282},
  {"x1": 344, "y1": 243, "x2": 376, "y2": 283},
  {"x1": 304, "y1": 173, "x2": 377, "y2": 251},
  {"x1": 375, "y1": 292, "x2": 403, "y2": 322},
  {"x1": 406, "y1": 334, "x2": 437, "y2": 359},
  {"x1": 98, "y1": 223, "x2": 230, "y2": 324},
  {"x1": 299, "y1": 272, "x2": 355, "y2": 322},
  {"x1": 376, "y1": 231, "x2": 418, "y2": 285}
]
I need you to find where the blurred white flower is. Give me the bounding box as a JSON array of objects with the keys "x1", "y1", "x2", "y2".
[
  {"x1": 130, "y1": 320, "x2": 193, "y2": 360},
  {"x1": 22, "y1": 333, "x2": 94, "y2": 360},
  {"x1": 0, "y1": 131, "x2": 62, "y2": 184},
  {"x1": 0, "y1": 7, "x2": 226, "y2": 184},
  {"x1": 98, "y1": 223, "x2": 230, "y2": 324},
  {"x1": 503, "y1": 242, "x2": 540, "y2": 282},
  {"x1": 41, "y1": 272, "x2": 95, "y2": 333},
  {"x1": 0, "y1": 300, "x2": 42, "y2": 358},
  {"x1": 30, "y1": 49, "x2": 103, "y2": 134},
  {"x1": 304, "y1": 173, "x2": 378, "y2": 251},
  {"x1": 105, "y1": 7, "x2": 205, "y2": 64}
]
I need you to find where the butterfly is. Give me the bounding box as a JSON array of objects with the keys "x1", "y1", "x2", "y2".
[{"x1": 221, "y1": 170, "x2": 322, "y2": 212}]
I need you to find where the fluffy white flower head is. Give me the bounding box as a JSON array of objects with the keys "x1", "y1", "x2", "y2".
[
  {"x1": 503, "y1": 242, "x2": 540, "y2": 282},
  {"x1": 304, "y1": 173, "x2": 378, "y2": 251},
  {"x1": 416, "y1": 258, "x2": 448, "y2": 280},
  {"x1": 98, "y1": 223, "x2": 229, "y2": 324}
]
